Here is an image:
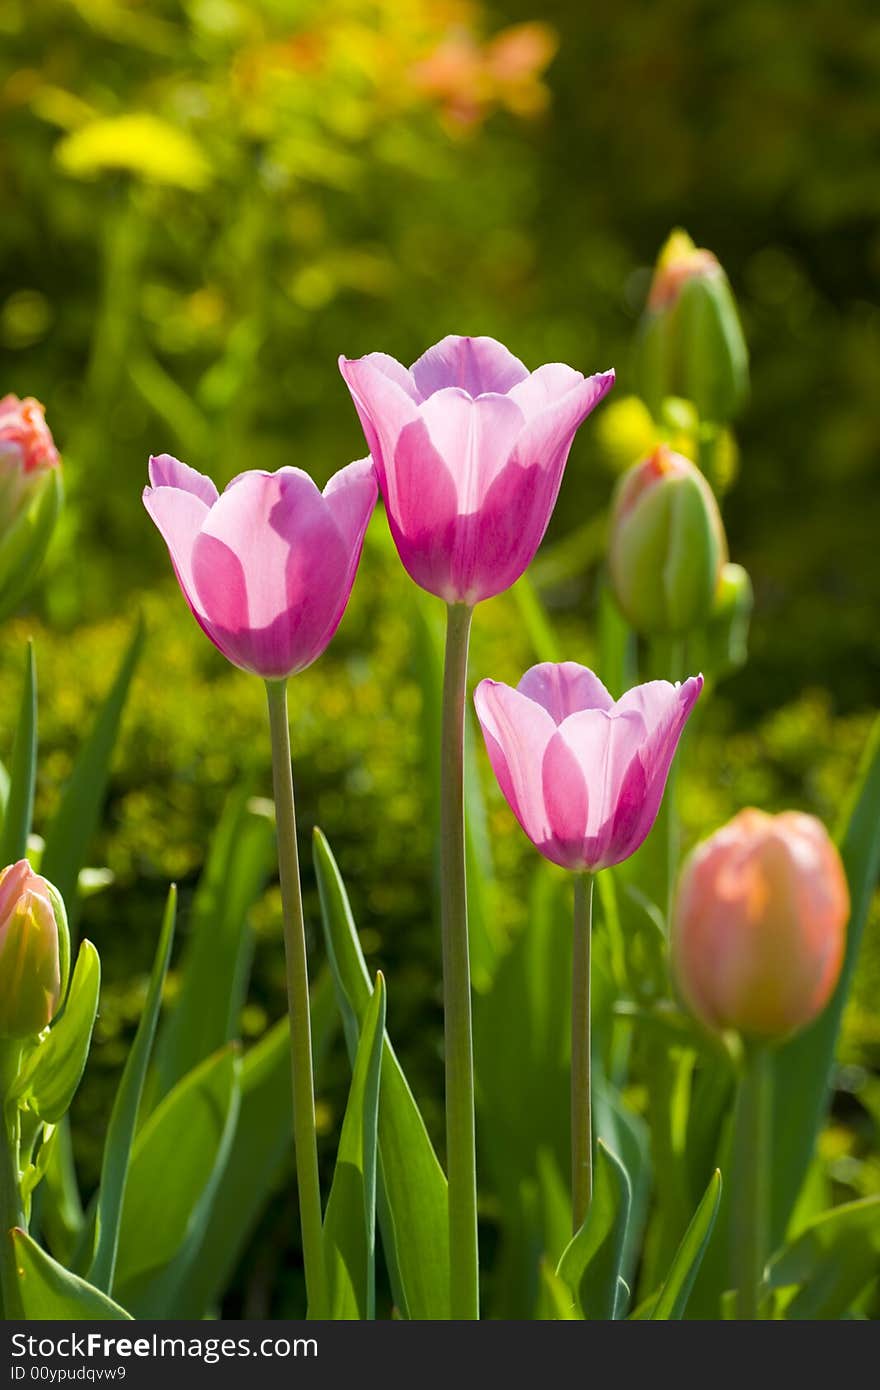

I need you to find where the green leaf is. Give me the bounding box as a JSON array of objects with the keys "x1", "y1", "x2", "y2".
[
  {"x1": 596, "y1": 571, "x2": 637, "y2": 698},
  {"x1": 770, "y1": 715, "x2": 880, "y2": 1244},
  {"x1": 651, "y1": 1169, "x2": 722, "y2": 1319},
  {"x1": 11, "y1": 1229, "x2": 132, "y2": 1320},
  {"x1": 0, "y1": 468, "x2": 63, "y2": 623},
  {"x1": 180, "y1": 969, "x2": 339, "y2": 1319},
  {"x1": 0, "y1": 642, "x2": 37, "y2": 864},
  {"x1": 12, "y1": 940, "x2": 100, "y2": 1124},
  {"x1": 537, "y1": 1257, "x2": 580, "y2": 1319},
  {"x1": 313, "y1": 827, "x2": 449, "y2": 1320},
  {"x1": 41, "y1": 616, "x2": 143, "y2": 927},
  {"x1": 150, "y1": 783, "x2": 274, "y2": 1104},
  {"x1": 556, "y1": 1141, "x2": 632, "y2": 1319},
  {"x1": 511, "y1": 573, "x2": 562, "y2": 664},
  {"x1": 112, "y1": 1045, "x2": 241, "y2": 1316},
  {"x1": 322, "y1": 973, "x2": 386, "y2": 1320},
  {"x1": 766, "y1": 1195, "x2": 880, "y2": 1320},
  {"x1": 89, "y1": 887, "x2": 176, "y2": 1292}
]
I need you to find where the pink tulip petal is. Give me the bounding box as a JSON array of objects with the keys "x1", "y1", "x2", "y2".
[
  {"x1": 148, "y1": 453, "x2": 218, "y2": 507},
  {"x1": 190, "y1": 469, "x2": 353, "y2": 677},
  {"x1": 506, "y1": 363, "x2": 588, "y2": 419},
  {"x1": 512, "y1": 370, "x2": 615, "y2": 474},
  {"x1": 554, "y1": 707, "x2": 647, "y2": 841},
  {"x1": 338, "y1": 356, "x2": 420, "y2": 491},
  {"x1": 410, "y1": 335, "x2": 529, "y2": 398},
  {"x1": 518, "y1": 662, "x2": 614, "y2": 723},
  {"x1": 473, "y1": 679, "x2": 556, "y2": 848},
  {"x1": 617, "y1": 676, "x2": 703, "y2": 856},
  {"x1": 322, "y1": 456, "x2": 378, "y2": 550},
  {"x1": 418, "y1": 388, "x2": 526, "y2": 510},
  {"x1": 142, "y1": 485, "x2": 211, "y2": 620},
  {"x1": 540, "y1": 733, "x2": 590, "y2": 867}
]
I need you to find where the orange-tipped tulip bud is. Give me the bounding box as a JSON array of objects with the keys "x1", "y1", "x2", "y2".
[
  {"x1": 0, "y1": 860, "x2": 68, "y2": 1040},
  {"x1": 671, "y1": 809, "x2": 848, "y2": 1042},
  {"x1": 608, "y1": 445, "x2": 727, "y2": 635}
]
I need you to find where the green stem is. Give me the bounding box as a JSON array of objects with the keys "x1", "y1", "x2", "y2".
[
  {"x1": 439, "y1": 603, "x2": 479, "y2": 1320},
  {"x1": 732, "y1": 1044, "x2": 772, "y2": 1319},
  {"x1": 571, "y1": 873, "x2": 594, "y2": 1232},
  {"x1": 265, "y1": 680, "x2": 327, "y2": 1319},
  {"x1": 0, "y1": 1043, "x2": 24, "y2": 1318}
]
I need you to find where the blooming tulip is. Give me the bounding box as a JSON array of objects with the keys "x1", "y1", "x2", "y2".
[
  {"x1": 671, "y1": 808, "x2": 848, "y2": 1041},
  {"x1": 0, "y1": 861, "x2": 67, "y2": 1040},
  {"x1": 339, "y1": 335, "x2": 614, "y2": 604},
  {"x1": 143, "y1": 454, "x2": 377, "y2": 679},
  {"x1": 608, "y1": 446, "x2": 726, "y2": 636},
  {"x1": 474, "y1": 662, "x2": 703, "y2": 872}
]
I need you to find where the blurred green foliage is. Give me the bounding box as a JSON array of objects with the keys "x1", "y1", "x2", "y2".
[{"x1": 1, "y1": 0, "x2": 878, "y2": 1314}]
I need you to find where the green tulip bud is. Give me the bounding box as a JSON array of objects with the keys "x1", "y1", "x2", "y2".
[
  {"x1": 608, "y1": 446, "x2": 727, "y2": 636},
  {"x1": 636, "y1": 230, "x2": 749, "y2": 425},
  {"x1": 0, "y1": 860, "x2": 69, "y2": 1040}
]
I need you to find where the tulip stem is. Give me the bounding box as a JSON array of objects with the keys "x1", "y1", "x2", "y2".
[
  {"x1": 265, "y1": 679, "x2": 328, "y2": 1320},
  {"x1": 733, "y1": 1043, "x2": 772, "y2": 1319},
  {"x1": 0, "y1": 1043, "x2": 24, "y2": 1318},
  {"x1": 571, "y1": 872, "x2": 595, "y2": 1232},
  {"x1": 439, "y1": 602, "x2": 479, "y2": 1320}
]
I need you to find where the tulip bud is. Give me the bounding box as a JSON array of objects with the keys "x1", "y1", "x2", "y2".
[
  {"x1": 671, "y1": 809, "x2": 849, "y2": 1042},
  {"x1": 0, "y1": 396, "x2": 60, "y2": 532},
  {"x1": 0, "y1": 861, "x2": 69, "y2": 1040},
  {"x1": 636, "y1": 230, "x2": 749, "y2": 424},
  {"x1": 0, "y1": 395, "x2": 62, "y2": 622},
  {"x1": 608, "y1": 445, "x2": 727, "y2": 635}
]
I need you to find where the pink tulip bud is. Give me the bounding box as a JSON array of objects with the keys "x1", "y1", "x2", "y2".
[
  {"x1": 474, "y1": 662, "x2": 702, "y2": 872},
  {"x1": 339, "y1": 336, "x2": 614, "y2": 605},
  {"x1": 0, "y1": 395, "x2": 60, "y2": 532},
  {"x1": 143, "y1": 456, "x2": 377, "y2": 680},
  {"x1": 0, "y1": 860, "x2": 66, "y2": 1039},
  {"x1": 671, "y1": 809, "x2": 849, "y2": 1042}
]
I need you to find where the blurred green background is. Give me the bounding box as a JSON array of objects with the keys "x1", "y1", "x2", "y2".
[{"x1": 1, "y1": 0, "x2": 878, "y2": 1313}]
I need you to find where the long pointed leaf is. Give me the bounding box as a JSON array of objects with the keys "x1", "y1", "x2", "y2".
[
  {"x1": 322, "y1": 973, "x2": 386, "y2": 1320},
  {"x1": 89, "y1": 886, "x2": 176, "y2": 1291},
  {"x1": 651, "y1": 1170, "x2": 722, "y2": 1319},
  {"x1": 556, "y1": 1140, "x2": 632, "y2": 1320},
  {"x1": 41, "y1": 615, "x2": 143, "y2": 926},
  {"x1": 181, "y1": 969, "x2": 339, "y2": 1319},
  {"x1": 150, "y1": 782, "x2": 274, "y2": 1104},
  {"x1": 0, "y1": 642, "x2": 37, "y2": 864},
  {"x1": 313, "y1": 827, "x2": 449, "y2": 1320},
  {"x1": 770, "y1": 715, "x2": 880, "y2": 1242},
  {"x1": 13, "y1": 940, "x2": 100, "y2": 1125},
  {"x1": 11, "y1": 1229, "x2": 132, "y2": 1320}
]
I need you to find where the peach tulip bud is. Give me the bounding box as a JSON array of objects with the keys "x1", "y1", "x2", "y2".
[
  {"x1": 0, "y1": 860, "x2": 69, "y2": 1039},
  {"x1": 671, "y1": 809, "x2": 848, "y2": 1042}
]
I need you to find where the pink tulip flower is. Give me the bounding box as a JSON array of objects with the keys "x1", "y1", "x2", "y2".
[
  {"x1": 0, "y1": 394, "x2": 60, "y2": 532},
  {"x1": 474, "y1": 662, "x2": 702, "y2": 871},
  {"x1": 339, "y1": 335, "x2": 614, "y2": 605},
  {"x1": 144, "y1": 454, "x2": 377, "y2": 679},
  {"x1": 671, "y1": 808, "x2": 848, "y2": 1041}
]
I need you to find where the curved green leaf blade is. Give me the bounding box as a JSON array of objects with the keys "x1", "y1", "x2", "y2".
[
  {"x1": 151, "y1": 783, "x2": 274, "y2": 1104},
  {"x1": 180, "y1": 968, "x2": 339, "y2": 1319},
  {"x1": 12, "y1": 1229, "x2": 131, "y2": 1320},
  {"x1": 113, "y1": 1044, "x2": 240, "y2": 1316},
  {"x1": 13, "y1": 940, "x2": 100, "y2": 1124},
  {"x1": 41, "y1": 615, "x2": 143, "y2": 927},
  {"x1": 89, "y1": 887, "x2": 176, "y2": 1292},
  {"x1": 766, "y1": 1195, "x2": 880, "y2": 1320},
  {"x1": 0, "y1": 642, "x2": 37, "y2": 865},
  {"x1": 651, "y1": 1169, "x2": 722, "y2": 1320},
  {"x1": 323, "y1": 973, "x2": 386, "y2": 1320},
  {"x1": 770, "y1": 716, "x2": 880, "y2": 1243},
  {"x1": 313, "y1": 827, "x2": 449, "y2": 1320},
  {"x1": 556, "y1": 1140, "x2": 632, "y2": 1320}
]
